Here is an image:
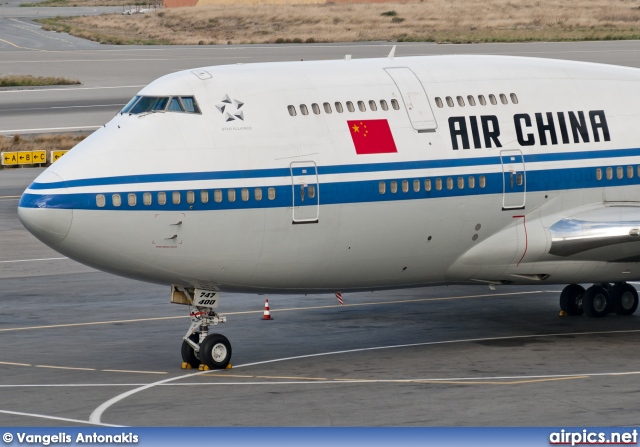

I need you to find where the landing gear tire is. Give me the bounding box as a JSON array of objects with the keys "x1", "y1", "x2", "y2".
[
  {"x1": 181, "y1": 333, "x2": 200, "y2": 369},
  {"x1": 559, "y1": 284, "x2": 585, "y2": 316},
  {"x1": 582, "y1": 285, "x2": 610, "y2": 318},
  {"x1": 200, "y1": 333, "x2": 232, "y2": 369},
  {"x1": 611, "y1": 283, "x2": 639, "y2": 316}
]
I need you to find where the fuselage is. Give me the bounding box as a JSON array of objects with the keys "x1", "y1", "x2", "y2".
[{"x1": 17, "y1": 54, "x2": 640, "y2": 293}]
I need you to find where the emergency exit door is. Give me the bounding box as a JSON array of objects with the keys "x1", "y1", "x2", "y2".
[
  {"x1": 290, "y1": 161, "x2": 319, "y2": 224},
  {"x1": 500, "y1": 149, "x2": 526, "y2": 210}
]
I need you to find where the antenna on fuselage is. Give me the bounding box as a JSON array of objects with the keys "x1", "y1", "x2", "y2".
[{"x1": 388, "y1": 45, "x2": 396, "y2": 60}]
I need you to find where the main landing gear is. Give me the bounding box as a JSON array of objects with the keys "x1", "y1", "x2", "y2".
[
  {"x1": 174, "y1": 288, "x2": 232, "y2": 370},
  {"x1": 559, "y1": 282, "x2": 639, "y2": 318}
]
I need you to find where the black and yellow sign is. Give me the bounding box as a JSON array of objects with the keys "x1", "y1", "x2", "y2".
[
  {"x1": 1, "y1": 152, "x2": 18, "y2": 166},
  {"x1": 50, "y1": 150, "x2": 69, "y2": 163},
  {"x1": 32, "y1": 150, "x2": 46, "y2": 163}
]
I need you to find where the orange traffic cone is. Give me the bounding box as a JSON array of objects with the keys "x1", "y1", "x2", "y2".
[{"x1": 261, "y1": 298, "x2": 273, "y2": 320}]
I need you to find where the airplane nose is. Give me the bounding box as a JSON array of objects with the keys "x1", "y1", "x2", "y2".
[{"x1": 18, "y1": 171, "x2": 73, "y2": 247}]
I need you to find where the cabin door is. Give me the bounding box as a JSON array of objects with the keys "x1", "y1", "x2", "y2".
[
  {"x1": 500, "y1": 149, "x2": 526, "y2": 210},
  {"x1": 384, "y1": 67, "x2": 437, "y2": 132},
  {"x1": 290, "y1": 161, "x2": 319, "y2": 224}
]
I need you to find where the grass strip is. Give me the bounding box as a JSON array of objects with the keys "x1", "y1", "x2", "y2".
[{"x1": 0, "y1": 75, "x2": 80, "y2": 88}]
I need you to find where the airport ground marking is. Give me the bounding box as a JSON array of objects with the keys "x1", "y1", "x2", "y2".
[
  {"x1": 0, "y1": 256, "x2": 68, "y2": 264},
  {"x1": 36, "y1": 365, "x2": 96, "y2": 371},
  {"x1": 0, "y1": 125, "x2": 102, "y2": 134},
  {"x1": 0, "y1": 409, "x2": 122, "y2": 427},
  {"x1": 89, "y1": 328, "x2": 640, "y2": 424},
  {"x1": 101, "y1": 370, "x2": 167, "y2": 375},
  {"x1": 0, "y1": 290, "x2": 556, "y2": 333},
  {"x1": 0, "y1": 85, "x2": 144, "y2": 94}
]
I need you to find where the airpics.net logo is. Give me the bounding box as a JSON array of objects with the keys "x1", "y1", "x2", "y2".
[
  {"x1": 549, "y1": 429, "x2": 638, "y2": 446},
  {"x1": 2, "y1": 432, "x2": 139, "y2": 445}
]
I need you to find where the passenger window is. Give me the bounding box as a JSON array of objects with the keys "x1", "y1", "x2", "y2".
[
  {"x1": 335, "y1": 102, "x2": 343, "y2": 113},
  {"x1": 467, "y1": 95, "x2": 476, "y2": 106},
  {"x1": 300, "y1": 104, "x2": 309, "y2": 115},
  {"x1": 379, "y1": 181, "x2": 386, "y2": 194},
  {"x1": 143, "y1": 192, "x2": 152, "y2": 206},
  {"x1": 380, "y1": 100, "x2": 389, "y2": 111},
  {"x1": 168, "y1": 97, "x2": 184, "y2": 112},
  {"x1": 158, "y1": 192, "x2": 166, "y2": 205},
  {"x1": 479, "y1": 175, "x2": 486, "y2": 188},
  {"x1": 323, "y1": 102, "x2": 332, "y2": 114},
  {"x1": 346, "y1": 101, "x2": 355, "y2": 112},
  {"x1": 617, "y1": 167, "x2": 623, "y2": 179},
  {"x1": 96, "y1": 194, "x2": 106, "y2": 208},
  {"x1": 268, "y1": 187, "x2": 276, "y2": 200},
  {"x1": 628, "y1": 166, "x2": 634, "y2": 179},
  {"x1": 413, "y1": 179, "x2": 420, "y2": 192},
  {"x1": 228, "y1": 189, "x2": 236, "y2": 202},
  {"x1": 254, "y1": 188, "x2": 263, "y2": 201},
  {"x1": 516, "y1": 173, "x2": 523, "y2": 186},
  {"x1": 425, "y1": 179, "x2": 432, "y2": 191},
  {"x1": 288, "y1": 105, "x2": 297, "y2": 116},
  {"x1": 478, "y1": 95, "x2": 487, "y2": 106},
  {"x1": 391, "y1": 99, "x2": 400, "y2": 110},
  {"x1": 457, "y1": 96, "x2": 465, "y2": 107},
  {"x1": 180, "y1": 97, "x2": 200, "y2": 113},
  {"x1": 510, "y1": 93, "x2": 519, "y2": 104},
  {"x1": 435, "y1": 97, "x2": 443, "y2": 108},
  {"x1": 457, "y1": 177, "x2": 464, "y2": 189},
  {"x1": 214, "y1": 190, "x2": 222, "y2": 203},
  {"x1": 468, "y1": 176, "x2": 475, "y2": 189},
  {"x1": 358, "y1": 101, "x2": 366, "y2": 112},
  {"x1": 308, "y1": 185, "x2": 316, "y2": 199},
  {"x1": 436, "y1": 178, "x2": 443, "y2": 191},
  {"x1": 446, "y1": 96, "x2": 454, "y2": 107},
  {"x1": 186, "y1": 191, "x2": 195, "y2": 204},
  {"x1": 596, "y1": 168, "x2": 603, "y2": 181},
  {"x1": 402, "y1": 180, "x2": 409, "y2": 193},
  {"x1": 606, "y1": 167, "x2": 613, "y2": 180},
  {"x1": 500, "y1": 93, "x2": 508, "y2": 104},
  {"x1": 241, "y1": 188, "x2": 249, "y2": 201},
  {"x1": 128, "y1": 193, "x2": 137, "y2": 207},
  {"x1": 390, "y1": 181, "x2": 398, "y2": 194},
  {"x1": 200, "y1": 190, "x2": 209, "y2": 204},
  {"x1": 447, "y1": 178, "x2": 453, "y2": 190},
  {"x1": 312, "y1": 103, "x2": 320, "y2": 115},
  {"x1": 369, "y1": 100, "x2": 377, "y2": 111},
  {"x1": 172, "y1": 191, "x2": 181, "y2": 205},
  {"x1": 489, "y1": 94, "x2": 497, "y2": 105},
  {"x1": 112, "y1": 194, "x2": 122, "y2": 207}
]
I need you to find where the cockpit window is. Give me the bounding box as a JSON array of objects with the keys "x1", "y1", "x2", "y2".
[
  {"x1": 122, "y1": 95, "x2": 201, "y2": 115},
  {"x1": 121, "y1": 96, "x2": 141, "y2": 114},
  {"x1": 180, "y1": 97, "x2": 200, "y2": 113},
  {"x1": 129, "y1": 96, "x2": 169, "y2": 114},
  {"x1": 168, "y1": 97, "x2": 184, "y2": 112}
]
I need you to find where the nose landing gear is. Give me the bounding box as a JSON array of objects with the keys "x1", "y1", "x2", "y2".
[{"x1": 173, "y1": 287, "x2": 232, "y2": 370}]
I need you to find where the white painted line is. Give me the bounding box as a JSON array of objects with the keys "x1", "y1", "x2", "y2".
[
  {"x1": 0, "y1": 409, "x2": 122, "y2": 427},
  {"x1": 36, "y1": 365, "x2": 96, "y2": 371},
  {"x1": 0, "y1": 85, "x2": 144, "y2": 94},
  {"x1": 0, "y1": 290, "x2": 548, "y2": 333},
  {"x1": 0, "y1": 196, "x2": 20, "y2": 199},
  {"x1": 0, "y1": 126, "x2": 101, "y2": 134},
  {"x1": 0, "y1": 257, "x2": 68, "y2": 263},
  {"x1": 102, "y1": 370, "x2": 167, "y2": 375},
  {"x1": 88, "y1": 328, "x2": 640, "y2": 424},
  {"x1": 0, "y1": 361, "x2": 31, "y2": 367}
]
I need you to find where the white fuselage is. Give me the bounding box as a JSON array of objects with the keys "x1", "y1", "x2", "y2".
[{"x1": 18, "y1": 55, "x2": 640, "y2": 293}]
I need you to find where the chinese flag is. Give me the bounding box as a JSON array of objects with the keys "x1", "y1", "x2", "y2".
[{"x1": 347, "y1": 119, "x2": 398, "y2": 155}]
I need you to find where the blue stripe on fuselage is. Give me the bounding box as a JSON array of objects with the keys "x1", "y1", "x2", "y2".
[{"x1": 27, "y1": 147, "x2": 640, "y2": 191}]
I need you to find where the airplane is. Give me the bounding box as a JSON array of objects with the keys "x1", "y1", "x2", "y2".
[{"x1": 17, "y1": 49, "x2": 640, "y2": 370}]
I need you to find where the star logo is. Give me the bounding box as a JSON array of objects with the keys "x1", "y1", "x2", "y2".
[{"x1": 215, "y1": 94, "x2": 244, "y2": 122}]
